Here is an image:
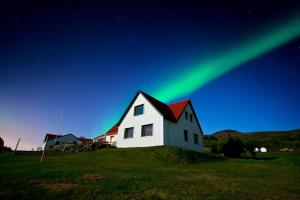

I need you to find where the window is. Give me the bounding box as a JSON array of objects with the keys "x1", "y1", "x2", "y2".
[
  {"x1": 184, "y1": 130, "x2": 188, "y2": 141},
  {"x1": 124, "y1": 127, "x2": 134, "y2": 139},
  {"x1": 190, "y1": 114, "x2": 193, "y2": 122},
  {"x1": 194, "y1": 134, "x2": 199, "y2": 144},
  {"x1": 141, "y1": 124, "x2": 153, "y2": 137},
  {"x1": 134, "y1": 104, "x2": 144, "y2": 116},
  {"x1": 185, "y1": 111, "x2": 188, "y2": 120}
]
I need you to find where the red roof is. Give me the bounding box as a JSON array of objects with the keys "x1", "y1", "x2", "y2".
[
  {"x1": 44, "y1": 133, "x2": 62, "y2": 142},
  {"x1": 168, "y1": 100, "x2": 190, "y2": 120},
  {"x1": 139, "y1": 91, "x2": 202, "y2": 134},
  {"x1": 140, "y1": 91, "x2": 191, "y2": 121},
  {"x1": 105, "y1": 125, "x2": 118, "y2": 135}
]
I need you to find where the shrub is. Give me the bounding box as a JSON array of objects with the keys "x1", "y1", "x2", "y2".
[
  {"x1": 0, "y1": 137, "x2": 4, "y2": 153},
  {"x1": 3, "y1": 146, "x2": 13, "y2": 152},
  {"x1": 244, "y1": 141, "x2": 257, "y2": 158},
  {"x1": 221, "y1": 136, "x2": 243, "y2": 158},
  {"x1": 211, "y1": 141, "x2": 222, "y2": 154}
]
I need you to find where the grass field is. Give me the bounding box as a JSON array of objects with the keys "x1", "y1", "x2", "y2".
[{"x1": 1, "y1": 147, "x2": 300, "y2": 200}]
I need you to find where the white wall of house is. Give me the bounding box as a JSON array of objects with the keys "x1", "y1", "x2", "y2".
[
  {"x1": 117, "y1": 93, "x2": 164, "y2": 148},
  {"x1": 105, "y1": 134, "x2": 117, "y2": 143},
  {"x1": 43, "y1": 134, "x2": 81, "y2": 150},
  {"x1": 164, "y1": 104, "x2": 203, "y2": 152}
]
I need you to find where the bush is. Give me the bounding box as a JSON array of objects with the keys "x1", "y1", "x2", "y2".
[
  {"x1": 3, "y1": 146, "x2": 13, "y2": 152},
  {"x1": 244, "y1": 141, "x2": 257, "y2": 158},
  {"x1": 49, "y1": 142, "x2": 112, "y2": 152},
  {"x1": 0, "y1": 137, "x2": 3, "y2": 153},
  {"x1": 211, "y1": 141, "x2": 222, "y2": 154},
  {"x1": 221, "y1": 136, "x2": 243, "y2": 158}
]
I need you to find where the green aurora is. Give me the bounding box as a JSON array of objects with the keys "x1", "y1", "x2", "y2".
[
  {"x1": 96, "y1": 14, "x2": 300, "y2": 135},
  {"x1": 153, "y1": 15, "x2": 300, "y2": 103}
]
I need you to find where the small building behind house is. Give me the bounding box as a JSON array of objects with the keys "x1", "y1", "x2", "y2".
[
  {"x1": 94, "y1": 125, "x2": 118, "y2": 146},
  {"x1": 78, "y1": 137, "x2": 93, "y2": 143},
  {"x1": 42, "y1": 133, "x2": 82, "y2": 150}
]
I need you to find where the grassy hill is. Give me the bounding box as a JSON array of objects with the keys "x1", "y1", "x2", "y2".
[
  {"x1": 212, "y1": 129, "x2": 300, "y2": 139},
  {"x1": 204, "y1": 129, "x2": 300, "y2": 151},
  {"x1": 1, "y1": 146, "x2": 300, "y2": 199}
]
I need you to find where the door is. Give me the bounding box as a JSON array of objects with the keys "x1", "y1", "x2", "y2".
[{"x1": 110, "y1": 136, "x2": 114, "y2": 142}]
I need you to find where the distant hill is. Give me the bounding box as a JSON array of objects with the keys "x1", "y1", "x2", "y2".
[
  {"x1": 211, "y1": 129, "x2": 300, "y2": 139},
  {"x1": 212, "y1": 129, "x2": 242, "y2": 138},
  {"x1": 204, "y1": 129, "x2": 300, "y2": 151}
]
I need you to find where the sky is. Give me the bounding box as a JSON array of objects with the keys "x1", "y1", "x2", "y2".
[{"x1": 1, "y1": 1, "x2": 300, "y2": 150}]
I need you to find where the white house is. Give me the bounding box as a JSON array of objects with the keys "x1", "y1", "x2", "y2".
[
  {"x1": 42, "y1": 133, "x2": 82, "y2": 150},
  {"x1": 113, "y1": 91, "x2": 203, "y2": 152}
]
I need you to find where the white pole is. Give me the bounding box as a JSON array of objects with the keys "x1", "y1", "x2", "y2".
[
  {"x1": 40, "y1": 136, "x2": 48, "y2": 162},
  {"x1": 57, "y1": 110, "x2": 64, "y2": 134},
  {"x1": 54, "y1": 110, "x2": 64, "y2": 144},
  {"x1": 14, "y1": 138, "x2": 20, "y2": 155}
]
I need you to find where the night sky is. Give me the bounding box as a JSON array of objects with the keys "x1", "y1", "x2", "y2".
[{"x1": 1, "y1": 1, "x2": 300, "y2": 150}]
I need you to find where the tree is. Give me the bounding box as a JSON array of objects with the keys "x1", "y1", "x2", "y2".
[
  {"x1": 244, "y1": 142, "x2": 257, "y2": 158},
  {"x1": 0, "y1": 137, "x2": 4, "y2": 153},
  {"x1": 211, "y1": 141, "x2": 222, "y2": 154},
  {"x1": 221, "y1": 136, "x2": 243, "y2": 158}
]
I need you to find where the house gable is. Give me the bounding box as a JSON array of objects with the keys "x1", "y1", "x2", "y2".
[
  {"x1": 117, "y1": 92, "x2": 164, "y2": 148},
  {"x1": 168, "y1": 100, "x2": 203, "y2": 135},
  {"x1": 116, "y1": 91, "x2": 175, "y2": 127},
  {"x1": 164, "y1": 102, "x2": 203, "y2": 152}
]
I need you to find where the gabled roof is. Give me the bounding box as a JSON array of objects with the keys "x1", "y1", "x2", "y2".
[
  {"x1": 78, "y1": 137, "x2": 93, "y2": 143},
  {"x1": 95, "y1": 91, "x2": 204, "y2": 139},
  {"x1": 94, "y1": 125, "x2": 118, "y2": 139},
  {"x1": 105, "y1": 125, "x2": 118, "y2": 135},
  {"x1": 115, "y1": 91, "x2": 203, "y2": 134},
  {"x1": 141, "y1": 91, "x2": 177, "y2": 122},
  {"x1": 168, "y1": 100, "x2": 190, "y2": 120},
  {"x1": 44, "y1": 133, "x2": 62, "y2": 142},
  {"x1": 44, "y1": 133, "x2": 83, "y2": 142}
]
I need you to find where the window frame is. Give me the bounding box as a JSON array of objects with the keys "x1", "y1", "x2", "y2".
[
  {"x1": 193, "y1": 134, "x2": 199, "y2": 144},
  {"x1": 141, "y1": 124, "x2": 153, "y2": 137},
  {"x1": 184, "y1": 130, "x2": 188, "y2": 142},
  {"x1": 185, "y1": 111, "x2": 188, "y2": 120},
  {"x1": 134, "y1": 104, "x2": 144, "y2": 116},
  {"x1": 124, "y1": 127, "x2": 134, "y2": 139}
]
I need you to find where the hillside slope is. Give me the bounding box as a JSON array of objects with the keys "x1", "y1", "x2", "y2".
[
  {"x1": 204, "y1": 129, "x2": 300, "y2": 151},
  {"x1": 212, "y1": 129, "x2": 300, "y2": 139},
  {"x1": 1, "y1": 147, "x2": 300, "y2": 199}
]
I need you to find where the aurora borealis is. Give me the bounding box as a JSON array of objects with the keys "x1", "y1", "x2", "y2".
[
  {"x1": 1, "y1": 1, "x2": 300, "y2": 150},
  {"x1": 154, "y1": 14, "x2": 300, "y2": 102}
]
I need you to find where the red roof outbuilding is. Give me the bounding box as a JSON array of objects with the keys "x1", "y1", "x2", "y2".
[
  {"x1": 44, "y1": 133, "x2": 62, "y2": 142},
  {"x1": 105, "y1": 125, "x2": 118, "y2": 135}
]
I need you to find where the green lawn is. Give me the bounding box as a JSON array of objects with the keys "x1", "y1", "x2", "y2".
[{"x1": 0, "y1": 147, "x2": 300, "y2": 200}]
